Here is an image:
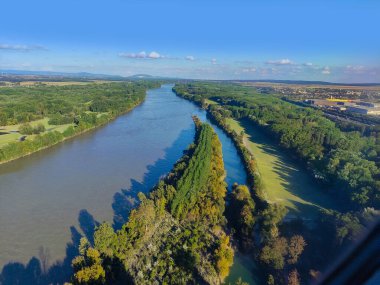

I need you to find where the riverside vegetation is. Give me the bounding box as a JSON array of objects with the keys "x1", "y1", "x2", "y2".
[
  {"x1": 0, "y1": 81, "x2": 160, "y2": 164},
  {"x1": 1, "y1": 81, "x2": 378, "y2": 284},
  {"x1": 71, "y1": 118, "x2": 235, "y2": 285},
  {"x1": 173, "y1": 82, "x2": 379, "y2": 285}
]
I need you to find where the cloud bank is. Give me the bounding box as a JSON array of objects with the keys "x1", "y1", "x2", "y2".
[
  {"x1": 0, "y1": 44, "x2": 46, "y2": 52},
  {"x1": 119, "y1": 51, "x2": 165, "y2": 59},
  {"x1": 266, "y1": 58, "x2": 293, "y2": 65}
]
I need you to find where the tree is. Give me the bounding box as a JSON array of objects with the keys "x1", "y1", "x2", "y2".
[
  {"x1": 288, "y1": 235, "x2": 306, "y2": 264},
  {"x1": 228, "y1": 184, "x2": 255, "y2": 248},
  {"x1": 236, "y1": 278, "x2": 249, "y2": 285},
  {"x1": 19, "y1": 123, "x2": 34, "y2": 135},
  {"x1": 261, "y1": 204, "x2": 287, "y2": 241},
  {"x1": 260, "y1": 237, "x2": 288, "y2": 270},
  {"x1": 287, "y1": 269, "x2": 300, "y2": 285},
  {"x1": 267, "y1": 274, "x2": 275, "y2": 285},
  {"x1": 72, "y1": 238, "x2": 106, "y2": 285},
  {"x1": 94, "y1": 223, "x2": 116, "y2": 258},
  {"x1": 215, "y1": 234, "x2": 234, "y2": 282},
  {"x1": 33, "y1": 123, "x2": 45, "y2": 134}
]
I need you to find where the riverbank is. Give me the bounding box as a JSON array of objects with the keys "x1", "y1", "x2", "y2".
[
  {"x1": 195, "y1": 93, "x2": 339, "y2": 219},
  {"x1": 0, "y1": 85, "x2": 251, "y2": 278},
  {"x1": 0, "y1": 100, "x2": 144, "y2": 166},
  {"x1": 173, "y1": 88, "x2": 267, "y2": 207}
]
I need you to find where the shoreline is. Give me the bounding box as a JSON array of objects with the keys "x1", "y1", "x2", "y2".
[
  {"x1": 0, "y1": 100, "x2": 145, "y2": 166},
  {"x1": 172, "y1": 88, "x2": 267, "y2": 207}
]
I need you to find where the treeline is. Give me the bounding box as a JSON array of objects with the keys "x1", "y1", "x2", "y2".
[
  {"x1": 173, "y1": 83, "x2": 380, "y2": 211},
  {"x1": 319, "y1": 106, "x2": 380, "y2": 138},
  {"x1": 0, "y1": 81, "x2": 158, "y2": 125},
  {"x1": 0, "y1": 81, "x2": 160, "y2": 164},
  {"x1": 71, "y1": 119, "x2": 234, "y2": 285},
  {"x1": 173, "y1": 83, "x2": 379, "y2": 285},
  {"x1": 19, "y1": 123, "x2": 46, "y2": 135},
  {"x1": 208, "y1": 102, "x2": 307, "y2": 285}
]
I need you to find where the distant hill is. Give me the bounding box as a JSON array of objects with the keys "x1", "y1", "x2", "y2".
[
  {"x1": 126, "y1": 74, "x2": 183, "y2": 80},
  {"x1": 0, "y1": 69, "x2": 124, "y2": 80},
  {"x1": 0, "y1": 70, "x2": 181, "y2": 81},
  {"x1": 1, "y1": 70, "x2": 377, "y2": 86},
  {"x1": 126, "y1": 74, "x2": 157, "y2": 79}
]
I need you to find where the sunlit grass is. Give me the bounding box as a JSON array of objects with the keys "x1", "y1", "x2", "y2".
[
  {"x1": 225, "y1": 117, "x2": 338, "y2": 218},
  {"x1": 0, "y1": 117, "x2": 73, "y2": 147}
]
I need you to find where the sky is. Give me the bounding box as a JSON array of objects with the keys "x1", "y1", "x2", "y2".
[{"x1": 0, "y1": 0, "x2": 379, "y2": 83}]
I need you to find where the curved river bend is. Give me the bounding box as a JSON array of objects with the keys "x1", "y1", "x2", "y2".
[{"x1": 0, "y1": 84, "x2": 257, "y2": 283}]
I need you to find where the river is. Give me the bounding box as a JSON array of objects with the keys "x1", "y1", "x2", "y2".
[{"x1": 0, "y1": 84, "x2": 258, "y2": 283}]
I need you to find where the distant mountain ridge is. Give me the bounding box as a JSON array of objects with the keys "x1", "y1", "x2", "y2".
[
  {"x1": 0, "y1": 70, "x2": 177, "y2": 81},
  {"x1": 0, "y1": 69, "x2": 124, "y2": 79},
  {"x1": 0, "y1": 70, "x2": 378, "y2": 86}
]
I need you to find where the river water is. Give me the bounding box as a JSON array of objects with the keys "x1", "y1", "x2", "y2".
[{"x1": 0, "y1": 84, "x2": 259, "y2": 283}]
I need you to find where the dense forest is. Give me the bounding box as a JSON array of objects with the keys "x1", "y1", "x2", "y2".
[
  {"x1": 70, "y1": 118, "x2": 235, "y2": 284},
  {"x1": 0, "y1": 81, "x2": 160, "y2": 163},
  {"x1": 174, "y1": 82, "x2": 379, "y2": 285},
  {"x1": 174, "y1": 83, "x2": 379, "y2": 210}
]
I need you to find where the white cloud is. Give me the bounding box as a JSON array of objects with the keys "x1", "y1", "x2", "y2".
[
  {"x1": 185, "y1": 55, "x2": 195, "y2": 61},
  {"x1": 0, "y1": 43, "x2": 46, "y2": 51},
  {"x1": 344, "y1": 65, "x2": 366, "y2": 74},
  {"x1": 119, "y1": 51, "x2": 165, "y2": 59},
  {"x1": 242, "y1": 67, "x2": 257, "y2": 73},
  {"x1": 303, "y1": 62, "x2": 313, "y2": 66},
  {"x1": 321, "y1": 66, "x2": 331, "y2": 74},
  {"x1": 266, "y1": 58, "x2": 293, "y2": 65},
  {"x1": 148, "y1": 51, "x2": 161, "y2": 59},
  {"x1": 211, "y1": 58, "x2": 217, "y2": 65}
]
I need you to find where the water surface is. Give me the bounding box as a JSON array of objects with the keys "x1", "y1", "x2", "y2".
[{"x1": 0, "y1": 85, "x2": 252, "y2": 282}]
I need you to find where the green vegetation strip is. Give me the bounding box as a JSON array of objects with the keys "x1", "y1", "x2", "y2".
[
  {"x1": 171, "y1": 123, "x2": 213, "y2": 219},
  {"x1": 173, "y1": 82, "x2": 380, "y2": 285},
  {"x1": 0, "y1": 81, "x2": 160, "y2": 164},
  {"x1": 71, "y1": 120, "x2": 234, "y2": 284}
]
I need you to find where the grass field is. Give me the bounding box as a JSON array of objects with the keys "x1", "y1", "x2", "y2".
[
  {"x1": 205, "y1": 98, "x2": 217, "y2": 105},
  {"x1": 226, "y1": 117, "x2": 338, "y2": 219},
  {"x1": 0, "y1": 118, "x2": 73, "y2": 147}
]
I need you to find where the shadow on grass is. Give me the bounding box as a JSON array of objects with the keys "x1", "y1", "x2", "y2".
[{"x1": 237, "y1": 118, "x2": 341, "y2": 217}]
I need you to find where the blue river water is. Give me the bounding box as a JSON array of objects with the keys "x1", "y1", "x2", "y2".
[{"x1": 0, "y1": 84, "x2": 257, "y2": 283}]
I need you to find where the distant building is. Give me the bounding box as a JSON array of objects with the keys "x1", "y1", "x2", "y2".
[
  {"x1": 308, "y1": 99, "x2": 339, "y2": 107},
  {"x1": 356, "y1": 101, "x2": 380, "y2": 108},
  {"x1": 346, "y1": 106, "x2": 380, "y2": 115}
]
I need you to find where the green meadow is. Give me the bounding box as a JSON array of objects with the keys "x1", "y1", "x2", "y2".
[
  {"x1": 226, "y1": 117, "x2": 338, "y2": 218},
  {"x1": 0, "y1": 117, "x2": 73, "y2": 148}
]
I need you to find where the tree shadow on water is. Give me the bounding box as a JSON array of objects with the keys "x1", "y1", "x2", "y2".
[
  {"x1": 0, "y1": 210, "x2": 100, "y2": 285},
  {"x1": 112, "y1": 127, "x2": 195, "y2": 229},
  {"x1": 0, "y1": 227, "x2": 80, "y2": 285},
  {"x1": 78, "y1": 209, "x2": 100, "y2": 244},
  {"x1": 0, "y1": 127, "x2": 195, "y2": 284}
]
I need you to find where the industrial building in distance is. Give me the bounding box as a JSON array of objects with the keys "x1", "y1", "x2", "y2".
[{"x1": 305, "y1": 98, "x2": 380, "y2": 115}]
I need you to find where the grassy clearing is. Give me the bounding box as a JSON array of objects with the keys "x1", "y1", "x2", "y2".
[
  {"x1": 226, "y1": 117, "x2": 338, "y2": 218},
  {"x1": 0, "y1": 117, "x2": 73, "y2": 147},
  {"x1": 205, "y1": 98, "x2": 217, "y2": 105}
]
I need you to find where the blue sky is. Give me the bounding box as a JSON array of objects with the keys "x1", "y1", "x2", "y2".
[{"x1": 1, "y1": 0, "x2": 379, "y2": 82}]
